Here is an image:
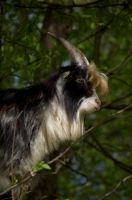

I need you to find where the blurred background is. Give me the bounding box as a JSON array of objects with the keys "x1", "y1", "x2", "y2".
[{"x1": 0, "y1": 0, "x2": 132, "y2": 199}]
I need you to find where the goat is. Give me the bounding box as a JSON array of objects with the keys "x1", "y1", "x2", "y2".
[{"x1": 0, "y1": 32, "x2": 108, "y2": 199}]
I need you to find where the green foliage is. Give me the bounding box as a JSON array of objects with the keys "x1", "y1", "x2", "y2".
[
  {"x1": 33, "y1": 161, "x2": 51, "y2": 173},
  {"x1": 11, "y1": 175, "x2": 18, "y2": 185},
  {"x1": 1, "y1": 0, "x2": 132, "y2": 199}
]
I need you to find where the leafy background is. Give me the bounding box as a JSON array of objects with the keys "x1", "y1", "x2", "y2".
[{"x1": 0, "y1": 0, "x2": 132, "y2": 199}]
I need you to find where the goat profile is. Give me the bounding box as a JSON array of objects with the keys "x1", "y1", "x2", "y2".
[{"x1": 0, "y1": 32, "x2": 108, "y2": 199}]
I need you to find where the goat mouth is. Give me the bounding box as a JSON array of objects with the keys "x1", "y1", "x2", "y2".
[{"x1": 88, "y1": 102, "x2": 100, "y2": 111}]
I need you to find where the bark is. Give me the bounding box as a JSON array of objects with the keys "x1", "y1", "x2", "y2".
[{"x1": 41, "y1": 8, "x2": 72, "y2": 69}]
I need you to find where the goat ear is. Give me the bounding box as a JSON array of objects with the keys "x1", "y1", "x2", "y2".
[{"x1": 48, "y1": 32, "x2": 89, "y2": 73}]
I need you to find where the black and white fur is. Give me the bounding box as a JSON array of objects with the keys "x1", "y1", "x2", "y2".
[{"x1": 0, "y1": 33, "x2": 108, "y2": 199}]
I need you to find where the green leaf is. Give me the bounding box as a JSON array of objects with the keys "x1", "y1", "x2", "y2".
[
  {"x1": 36, "y1": 43, "x2": 41, "y2": 52},
  {"x1": 33, "y1": 161, "x2": 51, "y2": 173},
  {"x1": 11, "y1": 175, "x2": 18, "y2": 185}
]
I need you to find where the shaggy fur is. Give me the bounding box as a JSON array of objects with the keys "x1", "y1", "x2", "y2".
[
  {"x1": 88, "y1": 62, "x2": 108, "y2": 100},
  {"x1": 0, "y1": 37, "x2": 108, "y2": 199}
]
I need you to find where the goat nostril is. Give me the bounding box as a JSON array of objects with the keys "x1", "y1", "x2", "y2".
[{"x1": 96, "y1": 99, "x2": 101, "y2": 105}]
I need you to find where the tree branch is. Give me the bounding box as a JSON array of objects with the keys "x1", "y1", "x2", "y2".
[
  {"x1": 2, "y1": 1, "x2": 132, "y2": 9},
  {"x1": 107, "y1": 50, "x2": 132, "y2": 76},
  {"x1": 37, "y1": 0, "x2": 132, "y2": 8},
  {"x1": 87, "y1": 134, "x2": 132, "y2": 174},
  {"x1": 75, "y1": 19, "x2": 113, "y2": 44},
  {"x1": 1, "y1": 105, "x2": 132, "y2": 196},
  {"x1": 98, "y1": 175, "x2": 132, "y2": 200},
  {"x1": 37, "y1": 0, "x2": 101, "y2": 7}
]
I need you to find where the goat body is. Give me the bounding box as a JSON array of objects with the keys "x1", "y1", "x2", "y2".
[{"x1": 0, "y1": 33, "x2": 108, "y2": 198}]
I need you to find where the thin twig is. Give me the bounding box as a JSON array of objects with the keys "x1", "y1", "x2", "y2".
[
  {"x1": 103, "y1": 92, "x2": 132, "y2": 108},
  {"x1": 11, "y1": 111, "x2": 23, "y2": 174},
  {"x1": 0, "y1": 104, "x2": 132, "y2": 196},
  {"x1": 48, "y1": 104, "x2": 132, "y2": 165},
  {"x1": 107, "y1": 50, "x2": 132, "y2": 76},
  {"x1": 98, "y1": 175, "x2": 132, "y2": 200},
  {"x1": 75, "y1": 19, "x2": 113, "y2": 44},
  {"x1": 58, "y1": 159, "x2": 88, "y2": 185},
  {"x1": 0, "y1": 172, "x2": 33, "y2": 196},
  {"x1": 11, "y1": 111, "x2": 23, "y2": 200}
]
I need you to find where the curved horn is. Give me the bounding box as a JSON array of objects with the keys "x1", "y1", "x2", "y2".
[{"x1": 48, "y1": 32, "x2": 89, "y2": 69}]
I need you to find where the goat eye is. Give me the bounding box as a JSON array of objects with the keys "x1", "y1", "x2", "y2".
[{"x1": 65, "y1": 74, "x2": 73, "y2": 82}]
